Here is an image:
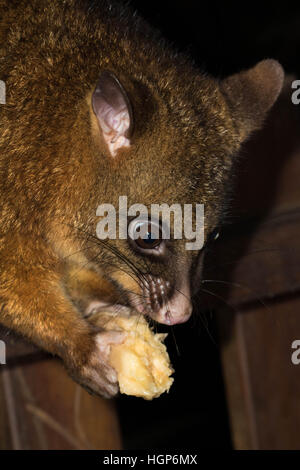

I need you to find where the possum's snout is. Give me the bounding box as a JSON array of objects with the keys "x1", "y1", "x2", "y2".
[{"x1": 130, "y1": 275, "x2": 192, "y2": 326}]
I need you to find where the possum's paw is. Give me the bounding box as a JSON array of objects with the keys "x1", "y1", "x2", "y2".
[{"x1": 69, "y1": 330, "x2": 126, "y2": 399}]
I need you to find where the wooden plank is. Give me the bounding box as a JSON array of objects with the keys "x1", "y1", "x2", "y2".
[
  {"x1": 0, "y1": 357, "x2": 122, "y2": 449},
  {"x1": 218, "y1": 297, "x2": 300, "y2": 449},
  {"x1": 0, "y1": 327, "x2": 42, "y2": 361},
  {"x1": 204, "y1": 208, "x2": 300, "y2": 307},
  {"x1": 0, "y1": 373, "x2": 12, "y2": 449},
  {"x1": 213, "y1": 76, "x2": 300, "y2": 450}
]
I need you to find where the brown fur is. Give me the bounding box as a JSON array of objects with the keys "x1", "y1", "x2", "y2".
[{"x1": 0, "y1": 0, "x2": 283, "y2": 396}]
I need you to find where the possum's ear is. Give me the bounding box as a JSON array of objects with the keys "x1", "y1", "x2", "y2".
[
  {"x1": 221, "y1": 59, "x2": 284, "y2": 141},
  {"x1": 92, "y1": 71, "x2": 133, "y2": 157}
]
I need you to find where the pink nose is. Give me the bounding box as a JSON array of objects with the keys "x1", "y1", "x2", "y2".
[{"x1": 150, "y1": 292, "x2": 193, "y2": 325}]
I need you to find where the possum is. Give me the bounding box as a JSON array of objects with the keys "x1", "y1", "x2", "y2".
[{"x1": 0, "y1": 0, "x2": 284, "y2": 398}]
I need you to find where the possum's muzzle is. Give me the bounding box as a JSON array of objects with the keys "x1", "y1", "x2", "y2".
[{"x1": 130, "y1": 274, "x2": 192, "y2": 326}]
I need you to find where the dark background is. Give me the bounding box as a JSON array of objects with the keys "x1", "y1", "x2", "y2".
[
  {"x1": 129, "y1": 1, "x2": 300, "y2": 78},
  {"x1": 115, "y1": 0, "x2": 300, "y2": 450}
]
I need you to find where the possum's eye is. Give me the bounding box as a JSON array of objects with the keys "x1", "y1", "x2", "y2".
[{"x1": 128, "y1": 218, "x2": 163, "y2": 251}]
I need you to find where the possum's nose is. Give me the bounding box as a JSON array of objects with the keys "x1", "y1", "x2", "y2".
[
  {"x1": 133, "y1": 275, "x2": 192, "y2": 325},
  {"x1": 152, "y1": 285, "x2": 193, "y2": 325}
]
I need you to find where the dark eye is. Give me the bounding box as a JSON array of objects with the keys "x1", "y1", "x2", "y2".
[{"x1": 128, "y1": 219, "x2": 163, "y2": 251}]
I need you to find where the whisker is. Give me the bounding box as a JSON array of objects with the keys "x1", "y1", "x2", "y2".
[
  {"x1": 198, "y1": 286, "x2": 240, "y2": 316},
  {"x1": 66, "y1": 223, "x2": 149, "y2": 286},
  {"x1": 67, "y1": 225, "x2": 149, "y2": 290},
  {"x1": 196, "y1": 310, "x2": 217, "y2": 347},
  {"x1": 201, "y1": 279, "x2": 273, "y2": 315},
  {"x1": 169, "y1": 326, "x2": 180, "y2": 356}
]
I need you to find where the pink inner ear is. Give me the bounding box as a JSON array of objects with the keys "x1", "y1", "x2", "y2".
[
  {"x1": 97, "y1": 104, "x2": 131, "y2": 156},
  {"x1": 92, "y1": 71, "x2": 133, "y2": 157}
]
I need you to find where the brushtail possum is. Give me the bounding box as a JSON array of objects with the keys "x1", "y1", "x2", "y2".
[{"x1": 0, "y1": 0, "x2": 284, "y2": 398}]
